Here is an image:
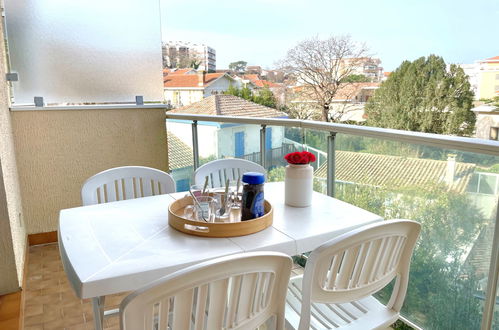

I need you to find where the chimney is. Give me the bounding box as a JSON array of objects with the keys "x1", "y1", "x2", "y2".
[
  {"x1": 445, "y1": 154, "x2": 457, "y2": 186},
  {"x1": 197, "y1": 70, "x2": 205, "y2": 87}
]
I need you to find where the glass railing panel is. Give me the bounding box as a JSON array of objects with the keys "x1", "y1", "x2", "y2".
[
  {"x1": 494, "y1": 280, "x2": 499, "y2": 329},
  {"x1": 266, "y1": 126, "x2": 305, "y2": 183},
  {"x1": 263, "y1": 125, "x2": 297, "y2": 170},
  {"x1": 302, "y1": 128, "x2": 328, "y2": 194},
  {"x1": 333, "y1": 133, "x2": 499, "y2": 329},
  {"x1": 217, "y1": 122, "x2": 261, "y2": 162},
  {"x1": 166, "y1": 120, "x2": 195, "y2": 192},
  {"x1": 165, "y1": 114, "x2": 498, "y2": 329}
]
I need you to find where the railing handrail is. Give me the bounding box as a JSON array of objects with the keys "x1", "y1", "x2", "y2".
[{"x1": 165, "y1": 113, "x2": 499, "y2": 156}]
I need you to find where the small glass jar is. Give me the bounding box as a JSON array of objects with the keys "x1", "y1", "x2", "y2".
[{"x1": 241, "y1": 172, "x2": 265, "y2": 221}]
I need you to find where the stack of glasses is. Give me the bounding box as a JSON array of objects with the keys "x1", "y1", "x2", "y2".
[{"x1": 183, "y1": 181, "x2": 242, "y2": 223}]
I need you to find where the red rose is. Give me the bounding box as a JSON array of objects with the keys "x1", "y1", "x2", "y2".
[
  {"x1": 290, "y1": 152, "x2": 304, "y2": 164},
  {"x1": 306, "y1": 152, "x2": 316, "y2": 163},
  {"x1": 301, "y1": 154, "x2": 310, "y2": 164},
  {"x1": 284, "y1": 151, "x2": 316, "y2": 164}
]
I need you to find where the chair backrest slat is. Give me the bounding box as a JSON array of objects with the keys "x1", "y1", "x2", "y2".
[
  {"x1": 194, "y1": 159, "x2": 266, "y2": 188},
  {"x1": 120, "y1": 252, "x2": 292, "y2": 330},
  {"x1": 237, "y1": 273, "x2": 258, "y2": 325},
  {"x1": 206, "y1": 279, "x2": 229, "y2": 329},
  {"x1": 226, "y1": 275, "x2": 242, "y2": 327},
  {"x1": 106, "y1": 182, "x2": 118, "y2": 203},
  {"x1": 173, "y1": 288, "x2": 195, "y2": 329},
  {"x1": 158, "y1": 298, "x2": 170, "y2": 330},
  {"x1": 194, "y1": 285, "x2": 208, "y2": 330},
  {"x1": 82, "y1": 166, "x2": 176, "y2": 205},
  {"x1": 349, "y1": 243, "x2": 369, "y2": 289},
  {"x1": 123, "y1": 177, "x2": 135, "y2": 200}
]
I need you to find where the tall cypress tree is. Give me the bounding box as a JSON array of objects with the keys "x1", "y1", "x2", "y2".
[{"x1": 365, "y1": 55, "x2": 475, "y2": 136}]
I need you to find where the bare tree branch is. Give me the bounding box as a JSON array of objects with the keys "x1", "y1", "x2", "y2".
[{"x1": 279, "y1": 35, "x2": 371, "y2": 122}]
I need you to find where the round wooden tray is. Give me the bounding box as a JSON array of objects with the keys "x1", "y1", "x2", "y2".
[{"x1": 168, "y1": 196, "x2": 273, "y2": 237}]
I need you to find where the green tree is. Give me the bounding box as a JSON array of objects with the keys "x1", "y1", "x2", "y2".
[
  {"x1": 240, "y1": 86, "x2": 252, "y2": 100},
  {"x1": 341, "y1": 74, "x2": 371, "y2": 83},
  {"x1": 480, "y1": 96, "x2": 499, "y2": 107},
  {"x1": 228, "y1": 61, "x2": 247, "y2": 74},
  {"x1": 225, "y1": 84, "x2": 241, "y2": 98},
  {"x1": 224, "y1": 85, "x2": 278, "y2": 109},
  {"x1": 365, "y1": 55, "x2": 475, "y2": 136},
  {"x1": 253, "y1": 87, "x2": 277, "y2": 108},
  {"x1": 336, "y1": 183, "x2": 486, "y2": 329}
]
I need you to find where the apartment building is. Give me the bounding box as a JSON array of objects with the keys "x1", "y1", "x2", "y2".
[
  {"x1": 477, "y1": 56, "x2": 499, "y2": 99},
  {"x1": 163, "y1": 41, "x2": 216, "y2": 72},
  {"x1": 458, "y1": 56, "x2": 499, "y2": 100},
  {"x1": 340, "y1": 57, "x2": 384, "y2": 82}
]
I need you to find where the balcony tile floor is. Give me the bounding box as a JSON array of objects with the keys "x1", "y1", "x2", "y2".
[
  {"x1": 24, "y1": 243, "x2": 393, "y2": 330},
  {"x1": 24, "y1": 243, "x2": 126, "y2": 330}
]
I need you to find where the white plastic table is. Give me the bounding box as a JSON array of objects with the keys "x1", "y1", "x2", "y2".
[{"x1": 58, "y1": 182, "x2": 382, "y2": 330}]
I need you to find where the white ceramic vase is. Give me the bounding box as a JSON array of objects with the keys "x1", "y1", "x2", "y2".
[{"x1": 285, "y1": 164, "x2": 313, "y2": 207}]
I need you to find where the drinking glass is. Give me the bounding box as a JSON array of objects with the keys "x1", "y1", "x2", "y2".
[
  {"x1": 210, "y1": 188, "x2": 231, "y2": 219},
  {"x1": 183, "y1": 205, "x2": 196, "y2": 220},
  {"x1": 194, "y1": 196, "x2": 216, "y2": 222},
  {"x1": 190, "y1": 184, "x2": 209, "y2": 199}
]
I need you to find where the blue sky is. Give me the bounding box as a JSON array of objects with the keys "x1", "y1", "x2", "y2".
[{"x1": 161, "y1": 0, "x2": 499, "y2": 71}]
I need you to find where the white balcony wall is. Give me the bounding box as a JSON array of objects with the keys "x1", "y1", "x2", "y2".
[
  {"x1": 0, "y1": 22, "x2": 26, "y2": 293},
  {"x1": 4, "y1": 0, "x2": 163, "y2": 104},
  {"x1": 11, "y1": 108, "x2": 168, "y2": 234}
]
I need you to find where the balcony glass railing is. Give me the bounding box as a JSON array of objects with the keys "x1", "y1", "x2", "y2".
[{"x1": 166, "y1": 113, "x2": 499, "y2": 330}]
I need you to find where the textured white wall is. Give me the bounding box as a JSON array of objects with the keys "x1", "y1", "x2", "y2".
[
  {"x1": 0, "y1": 17, "x2": 26, "y2": 293},
  {"x1": 11, "y1": 108, "x2": 168, "y2": 234}
]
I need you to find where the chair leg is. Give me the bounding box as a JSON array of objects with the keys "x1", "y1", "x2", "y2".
[{"x1": 92, "y1": 296, "x2": 106, "y2": 330}]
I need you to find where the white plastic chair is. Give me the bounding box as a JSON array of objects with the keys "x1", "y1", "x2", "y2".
[
  {"x1": 285, "y1": 219, "x2": 421, "y2": 330},
  {"x1": 194, "y1": 159, "x2": 266, "y2": 188},
  {"x1": 82, "y1": 166, "x2": 176, "y2": 205},
  {"x1": 120, "y1": 251, "x2": 293, "y2": 330}
]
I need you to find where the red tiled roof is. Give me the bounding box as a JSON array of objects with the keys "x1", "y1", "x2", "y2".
[
  {"x1": 384, "y1": 72, "x2": 391, "y2": 77},
  {"x1": 243, "y1": 74, "x2": 280, "y2": 88},
  {"x1": 170, "y1": 68, "x2": 194, "y2": 75},
  {"x1": 315, "y1": 151, "x2": 475, "y2": 193},
  {"x1": 168, "y1": 94, "x2": 287, "y2": 118},
  {"x1": 480, "y1": 56, "x2": 499, "y2": 63},
  {"x1": 164, "y1": 73, "x2": 226, "y2": 88},
  {"x1": 243, "y1": 74, "x2": 260, "y2": 82}
]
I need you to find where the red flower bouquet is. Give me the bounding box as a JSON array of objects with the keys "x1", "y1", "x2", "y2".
[{"x1": 284, "y1": 151, "x2": 316, "y2": 165}]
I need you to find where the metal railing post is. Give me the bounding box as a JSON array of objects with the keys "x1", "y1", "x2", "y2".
[
  {"x1": 327, "y1": 132, "x2": 336, "y2": 197},
  {"x1": 260, "y1": 125, "x2": 267, "y2": 168},
  {"x1": 481, "y1": 197, "x2": 499, "y2": 330},
  {"x1": 192, "y1": 120, "x2": 200, "y2": 170}
]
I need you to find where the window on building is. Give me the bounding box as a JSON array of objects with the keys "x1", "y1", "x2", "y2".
[
  {"x1": 496, "y1": 73, "x2": 499, "y2": 80},
  {"x1": 490, "y1": 127, "x2": 499, "y2": 140}
]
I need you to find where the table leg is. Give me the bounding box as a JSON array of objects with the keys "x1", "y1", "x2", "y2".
[{"x1": 92, "y1": 296, "x2": 106, "y2": 330}]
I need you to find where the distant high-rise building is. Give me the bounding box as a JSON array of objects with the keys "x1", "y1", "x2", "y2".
[{"x1": 163, "y1": 41, "x2": 216, "y2": 72}]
